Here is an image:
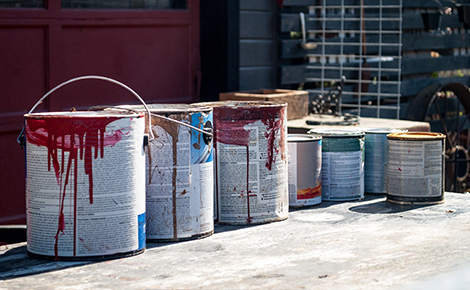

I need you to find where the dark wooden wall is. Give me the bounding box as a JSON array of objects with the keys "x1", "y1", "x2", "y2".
[
  {"x1": 278, "y1": 0, "x2": 470, "y2": 119},
  {"x1": 239, "y1": 0, "x2": 278, "y2": 91}
]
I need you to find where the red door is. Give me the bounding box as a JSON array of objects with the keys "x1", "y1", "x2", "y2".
[{"x1": 0, "y1": 0, "x2": 200, "y2": 224}]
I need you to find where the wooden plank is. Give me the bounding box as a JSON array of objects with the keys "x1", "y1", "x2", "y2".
[
  {"x1": 281, "y1": 55, "x2": 470, "y2": 85},
  {"x1": 280, "y1": 12, "x2": 460, "y2": 33},
  {"x1": 402, "y1": 55, "x2": 470, "y2": 76},
  {"x1": 240, "y1": 0, "x2": 274, "y2": 11},
  {"x1": 280, "y1": 37, "x2": 400, "y2": 59},
  {"x1": 401, "y1": 75, "x2": 470, "y2": 97},
  {"x1": 240, "y1": 11, "x2": 275, "y2": 39},
  {"x1": 280, "y1": 33, "x2": 469, "y2": 60},
  {"x1": 403, "y1": 33, "x2": 470, "y2": 52},
  {"x1": 282, "y1": 0, "x2": 454, "y2": 7},
  {"x1": 239, "y1": 67, "x2": 276, "y2": 90},
  {"x1": 280, "y1": 60, "x2": 400, "y2": 85},
  {"x1": 282, "y1": 0, "x2": 400, "y2": 7},
  {"x1": 240, "y1": 40, "x2": 276, "y2": 67}
]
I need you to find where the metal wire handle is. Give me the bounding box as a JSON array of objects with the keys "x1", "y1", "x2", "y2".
[
  {"x1": 26, "y1": 75, "x2": 155, "y2": 142},
  {"x1": 16, "y1": 75, "x2": 158, "y2": 149}
]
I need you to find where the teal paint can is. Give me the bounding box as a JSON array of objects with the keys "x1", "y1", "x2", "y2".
[
  {"x1": 364, "y1": 128, "x2": 404, "y2": 194},
  {"x1": 309, "y1": 129, "x2": 365, "y2": 201}
]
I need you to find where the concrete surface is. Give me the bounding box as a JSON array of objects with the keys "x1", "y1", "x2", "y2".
[
  {"x1": 288, "y1": 114, "x2": 431, "y2": 133},
  {"x1": 1, "y1": 193, "x2": 470, "y2": 289}
]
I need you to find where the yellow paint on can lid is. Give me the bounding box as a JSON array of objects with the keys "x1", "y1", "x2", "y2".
[{"x1": 387, "y1": 132, "x2": 446, "y2": 141}]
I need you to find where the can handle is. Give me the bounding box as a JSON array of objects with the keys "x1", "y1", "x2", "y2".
[{"x1": 18, "y1": 75, "x2": 155, "y2": 148}]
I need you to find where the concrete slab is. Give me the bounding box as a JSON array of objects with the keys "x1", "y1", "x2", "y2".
[
  {"x1": 1, "y1": 192, "x2": 470, "y2": 290},
  {"x1": 288, "y1": 114, "x2": 431, "y2": 134}
]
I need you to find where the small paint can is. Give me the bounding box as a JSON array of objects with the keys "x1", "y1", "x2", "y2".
[
  {"x1": 386, "y1": 132, "x2": 446, "y2": 204},
  {"x1": 25, "y1": 111, "x2": 146, "y2": 260},
  {"x1": 364, "y1": 128, "x2": 404, "y2": 194},
  {"x1": 120, "y1": 104, "x2": 214, "y2": 242},
  {"x1": 287, "y1": 134, "x2": 322, "y2": 207},
  {"x1": 197, "y1": 101, "x2": 289, "y2": 225},
  {"x1": 309, "y1": 129, "x2": 365, "y2": 201}
]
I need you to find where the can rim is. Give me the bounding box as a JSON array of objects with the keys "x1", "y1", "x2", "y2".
[
  {"x1": 308, "y1": 129, "x2": 365, "y2": 138},
  {"x1": 194, "y1": 100, "x2": 288, "y2": 108},
  {"x1": 363, "y1": 128, "x2": 407, "y2": 134},
  {"x1": 387, "y1": 132, "x2": 446, "y2": 140},
  {"x1": 116, "y1": 104, "x2": 213, "y2": 114},
  {"x1": 288, "y1": 134, "x2": 322, "y2": 142},
  {"x1": 24, "y1": 111, "x2": 144, "y2": 118}
]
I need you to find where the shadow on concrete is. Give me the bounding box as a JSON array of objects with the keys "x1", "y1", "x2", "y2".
[
  {"x1": 349, "y1": 200, "x2": 433, "y2": 214},
  {"x1": 0, "y1": 245, "x2": 92, "y2": 280}
]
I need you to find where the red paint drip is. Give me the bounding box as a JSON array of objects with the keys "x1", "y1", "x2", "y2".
[
  {"x1": 262, "y1": 117, "x2": 282, "y2": 170},
  {"x1": 213, "y1": 104, "x2": 286, "y2": 223},
  {"x1": 26, "y1": 116, "x2": 124, "y2": 259},
  {"x1": 213, "y1": 105, "x2": 287, "y2": 169},
  {"x1": 246, "y1": 146, "x2": 252, "y2": 223}
]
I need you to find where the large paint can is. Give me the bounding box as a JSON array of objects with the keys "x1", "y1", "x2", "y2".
[
  {"x1": 364, "y1": 128, "x2": 403, "y2": 194},
  {"x1": 119, "y1": 104, "x2": 214, "y2": 241},
  {"x1": 287, "y1": 134, "x2": 322, "y2": 207},
  {"x1": 198, "y1": 101, "x2": 289, "y2": 224},
  {"x1": 21, "y1": 76, "x2": 149, "y2": 260},
  {"x1": 386, "y1": 132, "x2": 446, "y2": 204},
  {"x1": 309, "y1": 129, "x2": 365, "y2": 201},
  {"x1": 24, "y1": 111, "x2": 146, "y2": 260}
]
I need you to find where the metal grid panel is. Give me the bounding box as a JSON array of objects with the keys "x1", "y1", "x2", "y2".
[{"x1": 305, "y1": 0, "x2": 403, "y2": 118}]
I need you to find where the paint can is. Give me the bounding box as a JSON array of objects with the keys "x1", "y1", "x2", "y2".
[
  {"x1": 117, "y1": 104, "x2": 214, "y2": 241},
  {"x1": 287, "y1": 134, "x2": 322, "y2": 207},
  {"x1": 386, "y1": 132, "x2": 446, "y2": 204},
  {"x1": 308, "y1": 129, "x2": 365, "y2": 201},
  {"x1": 364, "y1": 128, "x2": 404, "y2": 194},
  {"x1": 21, "y1": 76, "x2": 150, "y2": 260},
  {"x1": 197, "y1": 101, "x2": 289, "y2": 224}
]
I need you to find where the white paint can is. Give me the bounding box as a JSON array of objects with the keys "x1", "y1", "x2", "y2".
[
  {"x1": 199, "y1": 101, "x2": 289, "y2": 224},
  {"x1": 25, "y1": 111, "x2": 146, "y2": 260},
  {"x1": 121, "y1": 104, "x2": 214, "y2": 241},
  {"x1": 287, "y1": 134, "x2": 322, "y2": 207}
]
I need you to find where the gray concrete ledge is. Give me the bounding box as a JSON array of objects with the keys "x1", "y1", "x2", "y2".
[{"x1": 1, "y1": 192, "x2": 470, "y2": 290}]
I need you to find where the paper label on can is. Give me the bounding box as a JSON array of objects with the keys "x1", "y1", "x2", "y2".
[
  {"x1": 146, "y1": 111, "x2": 214, "y2": 240},
  {"x1": 365, "y1": 133, "x2": 389, "y2": 193},
  {"x1": 321, "y1": 150, "x2": 364, "y2": 201},
  {"x1": 216, "y1": 119, "x2": 289, "y2": 223},
  {"x1": 25, "y1": 117, "x2": 146, "y2": 257},
  {"x1": 387, "y1": 140, "x2": 443, "y2": 197},
  {"x1": 288, "y1": 141, "x2": 322, "y2": 206},
  {"x1": 288, "y1": 142, "x2": 298, "y2": 201}
]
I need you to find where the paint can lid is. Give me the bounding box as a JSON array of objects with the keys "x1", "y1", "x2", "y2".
[
  {"x1": 288, "y1": 134, "x2": 322, "y2": 142},
  {"x1": 194, "y1": 100, "x2": 288, "y2": 109},
  {"x1": 24, "y1": 111, "x2": 143, "y2": 119},
  {"x1": 100, "y1": 104, "x2": 213, "y2": 114},
  {"x1": 363, "y1": 128, "x2": 407, "y2": 134},
  {"x1": 387, "y1": 132, "x2": 446, "y2": 140},
  {"x1": 308, "y1": 128, "x2": 365, "y2": 138}
]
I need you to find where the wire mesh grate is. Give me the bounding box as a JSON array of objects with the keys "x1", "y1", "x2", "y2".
[{"x1": 304, "y1": 0, "x2": 403, "y2": 119}]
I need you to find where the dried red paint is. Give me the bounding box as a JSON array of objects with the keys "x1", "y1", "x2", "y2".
[
  {"x1": 213, "y1": 105, "x2": 286, "y2": 169},
  {"x1": 213, "y1": 104, "x2": 286, "y2": 223},
  {"x1": 26, "y1": 115, "x2": 125, "y2": 259}
]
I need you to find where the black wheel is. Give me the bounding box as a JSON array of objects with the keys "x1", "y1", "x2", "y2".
[{"x1": 406, "y1": 82, "x2": 470, "y2": 192}]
